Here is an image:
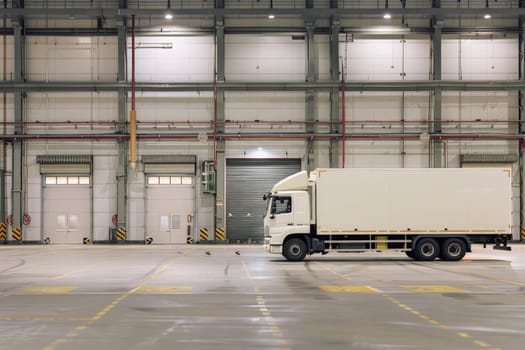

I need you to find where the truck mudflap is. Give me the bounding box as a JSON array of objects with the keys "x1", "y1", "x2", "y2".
[{"x1": 492, "y1": 236, "x2": 512, "y2": 251}]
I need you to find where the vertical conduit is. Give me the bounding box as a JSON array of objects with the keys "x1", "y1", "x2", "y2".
[
  {"x1": 213, "y1": 31, "x2": 217, "y2": 171},
  {"x1": 401, "y1": 37, "x2": 406, "y2": 168},
  {"x1": 341, "y1": 60, "x2": 346, "y2": 168},
  {"x1": 129, "y1": 14, "x2": 137, "y2": 167},
  {"x1": 2, "y1": 1, "x2": 6, "y2": 137}
]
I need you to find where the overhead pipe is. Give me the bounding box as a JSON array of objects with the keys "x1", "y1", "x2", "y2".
[
  {"x1": 3, "y1": 119, "x2": 522, "y2": 128},
  {"x1": 0, "y1": 132, "x2": 525, "y2": 142}
]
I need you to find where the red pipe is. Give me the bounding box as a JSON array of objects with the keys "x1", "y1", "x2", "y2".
[
  {"x1": 2, "y1": 119, "x2": 523, "y2": 126},
  {"x1": 341, "y1": 61, "x2": 346, "y2": 168},
  {"x1": 131, "y1": 15, "x2": 136, "y2": 111},
  {"x1": 0, "y1": 133, "x2": 524, "y2": 142},
  {"x1": 212, "y1": 41, "x2": 217, "y2": 171}
]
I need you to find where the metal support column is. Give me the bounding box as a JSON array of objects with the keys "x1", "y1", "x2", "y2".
[
  {"x1": 305, "y1": 20, "x2": 316, "y2": 172},
  {"x1": 432, "y1": 3, "x2": 443, "y2": 168},
  {"x1": 0, "y1": 1, "x2": 7, "y2": 242},
  {"x1": 329, "y1": 19, "x2": 340, "y2": 168},
  {"x1": 214, "y1": 16, "x2": 226, "y2": 242},
  {"x1": 116, "y1": 17, "x2": 128, "y2": 240},
  {"x1": 11, "y1": 9, "x2": 24, "y2": 242},
  {"x1": 518, "y1": 5, "x2": 525, "y2": 241}
]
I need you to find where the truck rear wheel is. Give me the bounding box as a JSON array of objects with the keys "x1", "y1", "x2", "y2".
[
  {"x1": 405, "y1": 251, "x2": 415, "y2": 259},
  {"x1": 440, "y1": 238, "x2": 466, "y2": 261},
  {"x1": 413, "y1": 238, "x2": 440, "y2": 261},
  {"x1": 283, "y1": 238, "x2": 307, "y2": 261}
]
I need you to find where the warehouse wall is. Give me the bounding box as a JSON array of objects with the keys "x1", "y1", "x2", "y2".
[{"x1": 1, "y1": 12, "x2": 522, "y2": 241}]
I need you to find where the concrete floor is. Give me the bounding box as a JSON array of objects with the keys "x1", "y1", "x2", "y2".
[{"x1": 0, "y1": 244, "x2": 524, "y2": 350}]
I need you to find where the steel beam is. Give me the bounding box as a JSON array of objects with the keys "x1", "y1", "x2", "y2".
[
  {"x1": 329, "y1": 20, "x2": 340, "y2": 168},
  {"x1": 3, "y1": 7, "x2": 525, "y2": 19},
  {"x1": 0, "y1": 26, "x2": 521, "y2": 37},
  {"x1": 305, "y1": 20, "x2": 316, "y2": 172},
  {"x1": 518, "y1": 7, "x2": 525, "y2": 241},
  {"x1": 5, "y1": 80, "x2": 525, "y2": 92},
  {"x1": 116, "y1": 20, "x2": 127, "y2": 234},
  {"x1": 432, "y1": 12, "x2": 443, "y2": 168},
  {"x1": 11, "y1": 15, "x2": 24, "y2": 241},
  {"x1": 214, "y1": 17, "x2": 226, "y2": 243}
]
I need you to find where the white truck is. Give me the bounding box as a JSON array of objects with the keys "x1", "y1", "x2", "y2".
[{"x1": 263, "y1": 168, "x2": 512, "y2": 261}]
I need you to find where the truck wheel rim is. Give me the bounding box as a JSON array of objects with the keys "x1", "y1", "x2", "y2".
[
  {"x1": 421, "y1": 243, "x2": 435, "y2": 256},
  {"x1": 290, "y1": 245, "x2": 301, "y2": 256},
  {"x1": 448, "y1": 243, "x2": 461, "y2": 257}
]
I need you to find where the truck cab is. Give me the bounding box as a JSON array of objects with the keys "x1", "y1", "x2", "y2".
[{"x1": 263, "y1": 190, "x2": 310, "y2": 256}]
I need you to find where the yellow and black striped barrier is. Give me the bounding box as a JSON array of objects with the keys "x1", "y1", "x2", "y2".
[
  {"x1": 12, "y1": 227, "x2": 22, "y2": 241},
  {"x1": 83, "y1": 237, "x2": 91, "y2": 244},
  {"x1": 0, "y1": 222, "x2": 6, "y2": 241},
  {"x1": 199, "y1": 227, "x2": 208, "y2": 241},
  {"x1": 215, "y1": 227, "x2": 225, "y2": 241},
  {"x1": 521, "y1": 227, "x2": 525, "y2": 241},
  {"x1": 116, "y1": 227, "x2": 126, "y2": 241},
  {"x1": 186, "y1": 234, "x2": 193, "y2": 244}
]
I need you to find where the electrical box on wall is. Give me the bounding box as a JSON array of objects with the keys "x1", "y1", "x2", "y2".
[{"x1": 201, "y1": 161, "x2": 216, "y2": 194}]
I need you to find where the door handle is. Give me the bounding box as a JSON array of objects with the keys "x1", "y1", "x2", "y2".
[{"x1": 287, "y1": 223, "x2": 293, "y2": 226}]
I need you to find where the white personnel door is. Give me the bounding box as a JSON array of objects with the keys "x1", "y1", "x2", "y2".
[
  {"x1": 146, "y1": 176, "x2": 195, "y2": 244},
  {"x1": 43, "y1": 178, "x2": 91, "y2": 244}
]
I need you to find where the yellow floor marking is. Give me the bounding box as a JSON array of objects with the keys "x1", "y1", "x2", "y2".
[
  {"x1": 17, "y1": 286, "x2": 76, "y2": 294},
  {"x1": 401, "y1": 285, "x2": 465, "y2": 293},
  {"x1": 473, "y1": 340, "x2": 489, "y2": 347},
  {"x1": 457, "y1": 332, "x2": 471, "y2": 339},
  {"x1": 313, "y1": 263, "x2": 352, "y2": 281},
  {"x1": 320, "y1": 285, "x2": 378, "y2": 293},
  {"x1": 0, "y1": 317, "x2": 92, "y2": 321},
  {"x1": 135, "y1": 286, "x2": 192, "y2": 293},
  {"x1": 496, "y1": 279, "x2": 525, "y2": 286}
]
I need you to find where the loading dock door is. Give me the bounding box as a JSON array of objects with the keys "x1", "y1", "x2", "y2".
[
  {"x1": 226, "y1": 159, "x2": 301, "y2": 243},
  {"x1": 43, "y1": 177, "x2": 91, "y2": 244},
  {"x1": 146, "y1": 176, "x2": 195, "y2": 244}
]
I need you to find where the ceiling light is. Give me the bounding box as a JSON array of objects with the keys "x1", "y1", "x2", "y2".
[
  {"x1": 383, "y1": 13, "x2": 391, "y2": 19},
  {"x1": 484, "y1": 13, "x2": 491, "y2": 19},
  {"x1": 268, "y1": 14, "x2": 275, "y2": 19},
  {"x1": 165, "y1": 13, "x2": 173, "y2": 20}
]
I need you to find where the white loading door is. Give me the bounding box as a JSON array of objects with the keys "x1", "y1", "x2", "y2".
[
  {"x1": 43, "y1": 181, "x2": 90, "y2": 244},
  {"x1": 146, "y1": 177, "x2": 195, "y2": 244}
]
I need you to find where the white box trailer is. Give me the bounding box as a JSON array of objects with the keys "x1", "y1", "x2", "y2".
[{"x1": 263, "y1": 168, "x2": 512, "y2": 261}]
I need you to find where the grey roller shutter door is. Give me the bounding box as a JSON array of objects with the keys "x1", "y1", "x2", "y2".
[{"x1": 226, "y1": 159, "x2": 301, "y2": 243}]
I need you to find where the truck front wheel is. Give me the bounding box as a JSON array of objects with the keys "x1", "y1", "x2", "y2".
[
  {"x1": 283, "y1": 238, "x2": 307, "y2": 261},
  {"x1": 440, "y1": 238, "x2": 466, "y2": 261},
  {"x1": 413, "y1": 238, "x2": 440, "y2": 261}
]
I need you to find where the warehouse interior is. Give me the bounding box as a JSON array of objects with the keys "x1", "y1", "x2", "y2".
[
  {"x1": 0, "y1": 1, "x2": 523, "y2": 245},
  {"x1": 0, "y1": 2, "x2": 525, "y2": 350}
]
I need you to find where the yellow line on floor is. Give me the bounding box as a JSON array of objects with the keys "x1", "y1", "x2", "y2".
[
  {"x1": 312, "y1": 262, "x2": 352, "y2": 281},
  {"x1": 319, "y1": 263, "x2": 502, "y2": 350},
  {"x1": 39, "y1": 248, "x2": 195, "y2": 350}
]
